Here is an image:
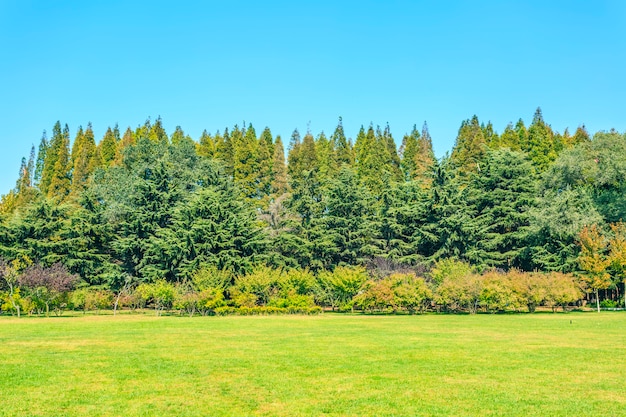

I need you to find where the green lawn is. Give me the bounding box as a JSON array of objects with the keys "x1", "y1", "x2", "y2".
[{"x1": 1, "y1": 312, "x2": 624, "y2": 416}]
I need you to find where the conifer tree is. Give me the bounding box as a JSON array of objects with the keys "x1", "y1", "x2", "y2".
[
  {"x1": 99, "y1": 127, "x2": 118, "y2": 167},
  {"x1": 400, "y1": 126, "x2": 419, "y2": 180},
  {"x1": 47, "y1": 124, "x2": 72, "y2": 201},
  {"x1": 271, "y1": 135, "x2": 288, "y2": 195},
  {"x1": 259, "y1": 127, "x2": 274, "y2": 160},
  {"x1": 526, "y1": 108, "x2": 557, "y2": 170},
  {"x1": 70, "y1": 123, "x2": 97, "y2": 197},
  {"x1": 114, "y1": 127, "x2": 136, "y2": 165},
  {"x1": 332, "y1": 117, "x2": 353, "y2": 166},
  {"x1": 215, "y1": 127, "x2": 234, "y2": 175},
  {"x1": 450, "y1": 115, "x2": 487, "y2": 177},
  {"x1": 14, "y1": 148, "x2": 39, "y2": 209},
  {"x1": 256, "y1": 132, "x2": 273, "y2": 202},
  {"x1": 414, "y1": 122, "x2": 436, "y2": 188},
  {"x1": 382, "y1": 123, "x2": 402, "y2": 181},
  {"x1": 34, "y1": 131, "x2": 48, "y2": 186},
  {"x1": 315, "y1": 132, "x2": 337, "y2": 184},
  {"x1": 149, "y1": 116, "x2": 169, "y2": 145},
  {"x1": 39, "y1": 122, "x2": 63, "y2": 195},
  {"x1": 197, "y1": 130, "x2": 215, "y2": 158},
  {"x1": 299, "y1": 131, "x2": 319, "y2": 173},
  {"x1": 170, "y1": 126, "x2": 188, "y2": 145},
  {"x1": 499, "y1": 123, "x2": 520, "y2": 150},
  {"x1": 287, "y1": 129, "x2": 302, "y2": 181},
  {"x1": 356, "y1": 125, "x2": 388, "y2": 194},
  {"x1": 233, "y1": 124, "x2": 260, "y2": 200}
]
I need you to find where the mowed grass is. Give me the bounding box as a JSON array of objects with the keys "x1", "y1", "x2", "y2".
[{"x1": 1, "y1": 313, "x2": 624, "y2": 417}]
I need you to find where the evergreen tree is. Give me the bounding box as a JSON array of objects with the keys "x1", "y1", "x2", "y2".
[
  {"x1": 114, "y1": 127, "x2": 136, "y2": 166},
  {"x1": 382, "y1": 123, "x2": 402, "y2": 181},
  {"x1": 463, "y1": 149, "x2": 537, "y2": 269},
  {"x1": 450, "y1": 115, "x2": 486, "y2": 177},
  {"x1": 256, "y1": 131, "x2": 273, "y2": 203},
  {"x1": 315, "y1": 131, "x2": 338, "y2": 184},
  {"x1": 70, "y1": 123, "x2": 97, "y2": 198},
  {"x1": 215, "y1": 127, "x2": 234, "y2": 175},
  {"x1": 332, "y1": 117, "x2": 353, "y2": 166},
  {"x1": 99, "y1": 127, "x2": 118, "y2": 167},
  {"x1": 39, "y1": 122, "x2": 63, "y2": 195},
  {"x1": 46, "y1": 124, "x2": 72, "y2": 201},
  {"x1": 499, "y1": 123, "x2": 520, "y2": 150},
  {"x1": 526, "y1": 107, "x2": 557, "y2": 170},
  {"x1": 149, "y1": 116, "x2": 169, "y2": 145},
  {"x1": 414, "y1": 121, "x2": 436, "y2": 188},
  {"x1": 196, "y1": 130, "x2": 215, "y2": 158},
  {"x1": 34, "y1": 131, "x2": 48, "y2": 186},
  {"x1": 400, "y1": 126, "x2": 419, "y2": 180},
  {"x1": 232, "y1": 124, "x2": 260, "y2": 200},
  {"x1": 323, "y1": 167, "x2": 378, "y2": 266},
  {"x1": 271, "y1": 135, "x2": 288, "y2": 195},
  {"x1": 287, "y1": 129, "x2": 302, "y2": 181}
]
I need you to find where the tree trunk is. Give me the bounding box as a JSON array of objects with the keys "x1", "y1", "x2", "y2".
[{"x1": 596, "y1": 289, "x2": 600, "y2": 313}]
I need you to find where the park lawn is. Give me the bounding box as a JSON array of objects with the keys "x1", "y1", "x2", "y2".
[{"x1": 0, "y1": 312, "x2": 624, "y2": 417}]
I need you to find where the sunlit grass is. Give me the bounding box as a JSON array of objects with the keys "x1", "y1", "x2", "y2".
[{"x1": 1, "y1": 312, "x2": 624, "y2": 416}]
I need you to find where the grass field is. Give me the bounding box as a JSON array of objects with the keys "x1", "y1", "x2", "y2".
[{"x1": 1, "y1": 312, "x2": 625, "y2": 416}]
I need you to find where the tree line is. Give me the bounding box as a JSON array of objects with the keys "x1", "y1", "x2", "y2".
[{"x1": 1, "y1": 109, "x2": 625, "y2": 316}]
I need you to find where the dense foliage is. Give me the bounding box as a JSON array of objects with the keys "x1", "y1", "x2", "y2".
[{"x1": 1, "y1": 110, "x2": 625, "y2": 315}]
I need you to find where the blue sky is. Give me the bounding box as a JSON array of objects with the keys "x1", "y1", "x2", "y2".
[{"x1": 1, "y1": 0, "x2": 625, "y2": 195}]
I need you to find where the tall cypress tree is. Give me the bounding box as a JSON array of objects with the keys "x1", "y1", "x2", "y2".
[
  {"x1": 400, "y1": 125, "x2": 419, "y2": 180},
  {"x1": 99, "y1": 127, "x2": 118, "y2": 167},
  {"x1": 47, "y1": 124, "x2": 72, "y2": 201},
  {"x1": 197, "y1": 130, "x2": 216, "y2": 158},
  {"x1": 271, "y1": 135, "x2": 288, "y2": 196},
  {"x1": 414, "y1": 121, "x2": 436, "y2": 188},
  {"x1": 34, "y1": 131, "x2": 48, "y2": 187},
  {"x1": 332, "y1": 117, "x2": 353, "y2": 167},
  {"x1": 450, "y1": 115, "x2": 487, "y2": 177},
  {"x1": 70, "y1": 123, "x2": 97, "y2": 198},
  {"x1": 233, "y1": 124, "x2": 260, "y2": 200}
]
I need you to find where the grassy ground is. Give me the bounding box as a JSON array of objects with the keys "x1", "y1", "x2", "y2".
[{"x1": 0, "y1": 312, "x2": 624, "y2": 416}]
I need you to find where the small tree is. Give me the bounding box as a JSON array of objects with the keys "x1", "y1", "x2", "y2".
[
  {"x1": 0, "y1": 257, "x2": 31, "y2": 318},
  {"x1": 608, "y1": 222, "x2": 626, "y2": 310},
  {"x1": 18, "y1": 263, "x2": 78, "y2": 316},
  {"x1": 578, "y1": 225, "x2": 611, "y2": 312}
]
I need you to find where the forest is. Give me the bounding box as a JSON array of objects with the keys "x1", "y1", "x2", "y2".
[{"x1": 1, "y1": 108, "x2": 625, "y2": 316}]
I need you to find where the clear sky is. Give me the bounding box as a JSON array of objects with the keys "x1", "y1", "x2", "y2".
[{"x1": 1, "y1": 0, "x2": 625, "y2": 195}]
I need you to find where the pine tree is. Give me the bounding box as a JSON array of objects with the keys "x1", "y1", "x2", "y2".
[
  {"x1": 355, "y1": 125, "x2": 389, "y2": 194},
  {"x1": 315, "y1": 131, "x2": 337, "y2": 184},
  {"x1": 450, "y1": 115, "x2": 487, "y2": 177},
  {"x1": 232, "y1": 124, "x2": 260, "y2": 200},
  {"x1": 526, "y1": 107, "x2": 557, "y2": 170},
  {"x1": 39, "y1": 122, "x2": 63, "y2": 195},
  {"x1": 215, "y1": 127, "x2": 234, "y2": 175},
  {"x1": 332, "y1": 117, "x2": 353, "y2": 166},
  {"x1": 383, "y1": 123, "x2": 402, "y2": 181},
  {"x1": 300, "y1": 131, "x2": 319, "y2": 173},
  {"x1": 499, "y1": 123, "x2": 520, "y2": 150},
  {"x1": 400, "y1": 126, "x2": 419, "y2": 180},
  {"x1": 70, "y1": 123, "x2": 97, "y2": 198},
  {"x1": 99, "y1": 127, "x2": 118, "y2": 167},
  {"x1": 149, "y1": 116, "x2": 169, "y2": 145},
  {"x1": 170, "y1": 126, "x2": 187, "y2": 146},
  {"x1": 287, "y1": 129, "x2": 302, "y2": 181},
  {"x1": 414, "y1": 122, "x2": 436, "y2": 188},
  {"x1": 271, "y1": 135, "x2": 288, "y2": 195},
  {"x1": 259, "y1": 127, "x2": 275, "y2": 160},
  {"x1": 197, "y1": 130, "x2": 215, "y2": 158},
  {"x1": 34, "y1": 131, "x2": 48, "y2": 187},
  {"x1": 47, "y1": 124, "x2": 72, "y2": 201},
  {"x1": 114, "y1": 127, "x2": 136, "y2": 166},
  {"x1": 256, "y1": 132, "x2": 273, "y2": 202}
]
